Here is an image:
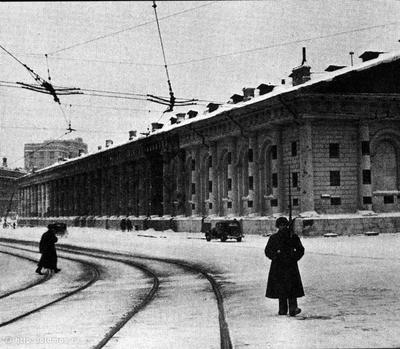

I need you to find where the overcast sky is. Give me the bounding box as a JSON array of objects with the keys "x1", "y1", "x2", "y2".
[{"x1": 1, "y1": 1, "x2": 400, "y2": 168}]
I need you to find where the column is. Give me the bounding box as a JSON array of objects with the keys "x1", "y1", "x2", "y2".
[
  {"x1": 162, "y1": 154, "x2": 171, "y2": 216},
  {"x1": 210, "y1": 143, "x2": 219, "y2": 216},
  {"x1": 358, "y1": 123, "x2": 372, "y2": 210},
  {"x1": 272, "y1": 129, "x2": 282, "y2": 214},
  {"x1": 190, "y1": 148, "x2": 200, "y2": 216},
  {"x1": 248, "y1": 134, "x2": 259, "y2": 215},
  {"x1": 299, "y1": 121, "x2": 315, "y2": 212}
]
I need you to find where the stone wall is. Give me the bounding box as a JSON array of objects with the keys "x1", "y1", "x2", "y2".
[{"x1": 16, "y1": 214, "x2": 400, "y2": 236}]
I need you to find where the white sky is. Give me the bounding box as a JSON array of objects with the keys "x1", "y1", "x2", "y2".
[{"x1": 1, "y1": 1, "x2": 400, "y2": 168}]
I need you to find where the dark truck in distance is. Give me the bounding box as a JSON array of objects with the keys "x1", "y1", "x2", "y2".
[{"x1": 204, "y1": 219, "x2": 244, "y2": 242}]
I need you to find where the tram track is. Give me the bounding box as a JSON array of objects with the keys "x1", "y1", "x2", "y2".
[
  {"x1": 0, "y1": 250, "x2": 51, "y2": 300},
  {"x1": 0, "y1": 237, "x2": 233, "y2": 349},
  {"x1": 0, "y1": 244, "x2": 101, "y2": 328}
]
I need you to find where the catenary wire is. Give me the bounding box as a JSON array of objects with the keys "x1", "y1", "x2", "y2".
[
  {"x1": 168, "y1": 20, "x2": 400, "y2": 66},
  {"x1": 47, "y1": 2, "x2": 217, "y2": 56}
]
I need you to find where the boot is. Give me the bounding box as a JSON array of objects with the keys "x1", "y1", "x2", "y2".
[
  {"x1": 289, "y1": 308, "x2": 302, "y2": 317},
  {"x1": 35, "y1": 267, "x2": 43, "y2": 275}
]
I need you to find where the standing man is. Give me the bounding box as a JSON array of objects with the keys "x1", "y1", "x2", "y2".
[
  {"x1": 265, "y1": 216, "x2": 304, "y2": 316},
  {"x1": 35, "y1": 224, "x2": 61, "y2": 275}
]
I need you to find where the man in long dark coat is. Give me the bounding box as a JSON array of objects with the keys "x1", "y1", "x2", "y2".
[
  {"x1": 265, "y1": 216, "x2": 304, "y2": 316},
  {"x1": 35, "y1": 225, "x2": 60, "y2": 275}
]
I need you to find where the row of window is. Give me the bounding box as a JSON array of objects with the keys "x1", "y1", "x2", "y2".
[
  {"x1": 190, "y1": 141, "x2": 371, "y2": 171},
  {"x1": 190, "y1": 195, "x2": 396, "y2": 211},
  {"x1": 192, "y1": 169, "x2": 366, "y2": 195}
]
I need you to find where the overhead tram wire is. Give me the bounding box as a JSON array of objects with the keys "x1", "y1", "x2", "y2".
[
  {"x1": 47, "y1": 2, "x2": 217, "y2": 56},
  {"x1": 168, "y1": 20, "x2": 400, "y2": 66},
  {"x1": 0, "y1": 44, "x2": 81, "y2": 131},
  {"x1": 0, "y1": 79, "x2": 223, "y2": 106}
]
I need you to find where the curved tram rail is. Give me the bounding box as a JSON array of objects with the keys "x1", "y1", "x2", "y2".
[{"x1": 0, "y1": 238, "x2": 232, "y2": 349}]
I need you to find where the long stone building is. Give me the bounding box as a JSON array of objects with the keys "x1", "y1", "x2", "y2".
[{"x1": 17, "y1": 50, "x2": 400, "y2": 234}]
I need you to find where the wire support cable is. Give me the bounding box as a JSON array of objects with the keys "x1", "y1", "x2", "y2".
[
  {"x1": 47, "y1": 2, "x2": 216, "y2": 56},
  {"x1": 152, "y1": 1, "x2": 176, "y2": 112}
]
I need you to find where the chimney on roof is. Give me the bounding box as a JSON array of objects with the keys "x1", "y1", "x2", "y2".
[
  {"x1": 257, "y1": 83, "x2": 275, "y2": 96},
  {"x1": 359, "y1": 51, "x2": 385, "y2": 62},
  {"x1": 230, "y1": 94, "x2": 244, "y2": 104},
  {"x1": 170, "y1": 117, "x2": 177, "y2": 125},
  {"x1": 242, "y1": 87, "x2": 255, "y2": 101},
  {"x1": 129, "y1": 130, "x2": 137, "y2": 140},
  {"x1": 98, "y1": 145, "x2": 102, "y2": 151},
  {"x1": 78, "y1": 149, "x2": 84, "y2": 156},
  {"x1": 325, "y1": 65, "x2": 346, "y2": 72},
  {"x1": 105, "y1": 139, "x2": 113, "y2": 148},
  {"x1": 206, "y1": 103, "x2": 219, "y2": 113},
  {"x1": 289, "y1": 47, "x2": 311, "y2": 86},
  {"x1": 187, "y1": 110, "x2": 198, "y2": 119},
  {"x1": 281, "y1": 79, "x2": 285, "y2": 85},
  {"x1": 2, "y1": 157, "x2": 7, "y2": 167},
  {"x1": 151, "y1": 122, "x2": 163, "y2": 132},
  {"x1": 176, "y1": 113, "x2": 186, "y2": 122}
]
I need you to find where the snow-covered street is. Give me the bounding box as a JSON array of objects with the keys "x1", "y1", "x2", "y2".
[{"x1": 0, "y1": 227, "x2": 399, "y2": 348}]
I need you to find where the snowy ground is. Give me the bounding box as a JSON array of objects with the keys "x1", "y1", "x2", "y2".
[{"x1": 0, "y1": 226, "x2": 400, "y2": 348}]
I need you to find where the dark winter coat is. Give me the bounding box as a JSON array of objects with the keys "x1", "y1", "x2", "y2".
[
  {"x1": 265, "y1": 227, "x2": 305, "y2": 299},
  {"x1": 38, "y1": 230, "x2": 58, "y2": 269}
]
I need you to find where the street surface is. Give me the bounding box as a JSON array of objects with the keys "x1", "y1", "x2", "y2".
[{"x1": 0, "y1": 227, "x2": 399, "y2": 348}]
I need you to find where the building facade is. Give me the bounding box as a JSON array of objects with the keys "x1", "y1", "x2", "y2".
[
  {"x1": 0, "y1": 158, "x2": 25, "y2": 220},
  {"x1": 16, "y1": 51, "x2": 400, "y2": 234},
  {"x1": 24, "y1": 137, "x2": 88, "y2": 172}
]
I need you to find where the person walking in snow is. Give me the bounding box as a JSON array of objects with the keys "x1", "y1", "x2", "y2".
[
  {"x1": 35, "y1": 224, "x2": 61, "y2": 275},
  {"x1": 120, "y1": 218, "x2": 127, "y2": 232},
  {"x1": 126, "y1": 217, "x2": 133, "y2": 232},
  {"x1": 265, "y1": 216, "x2": 304, "y2": 316}
]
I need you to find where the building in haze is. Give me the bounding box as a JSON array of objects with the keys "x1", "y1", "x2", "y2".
[
  {"x1": 24, "y1": 138, "x2": 88, "y2": 172},
  {"x1": 0, "y1": 157, "x2": 25, "y2": 221}
]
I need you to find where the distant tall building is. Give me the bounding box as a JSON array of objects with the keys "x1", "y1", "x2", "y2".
[
  {"x1": 0, "y1": 157, "x2": 25, "y2": 218},
  {"x1": 24, "y1": 138, "x2": 88, "y2": 171}
]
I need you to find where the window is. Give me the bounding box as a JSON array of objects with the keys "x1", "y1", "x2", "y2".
[
  {"x1": 227, "y1": 152, "x2": 232, "y2": 164},
  {"x1": 208, "y1": 180, "x2": 212, "y2": 192},
  {"x1": 248, "y1": 149, "x2": 253, "y2": 162},
  {"x1": 248, "y1": 200, "x2": 253, "y2": 208},
  {"x1": 271, "y1": 145, "x2": 277, "y2": 160},
  {"x1": 361, "y1": 141, "x2": 370, "y2": 155},
  {"x1": 292, "y1": 172, "x2": 298, "y2": 188},
  {"x1": 363, "y1": 196, "x2": 372, "y2": 205},
  {"x1": 208, "y1": 156, "x2": 212, "y2": 168},
  {"x1": 208, "y1": 203, "x2": 213, "y2": 210},
  {"x1": 191, "y1": 183, "x2": 196, "y2": 195},
  {"x1": 329, "y1": 143, "x2": 340, "y2": 158},
  {"x1": 271, "y1": 199, "x2": 278, "y2": 207},
  {"x1": 291, "y1": 141, "x2": 297, "y2": 156},
  {"x1": 272, "y1": 173, "x2": 278, "y2": 188},
  {"x1": 227, "y1": 178, "x2": 232, "y2": 191},
  {"x1": 49, "y1": 151, "x2": 55, "y2": 159},
  {"x1": 330, "y1": 197, "x2": 341, "y2": 205},
  {"x1": 362, "y1": 170, "x2": 371, "y2": 185},
  {"x1": 191, "y1": 159, "x2": 195, "y2": 171},
  {"x1": 227, "y1": 201, "x2": 232, "y2": 209},
  {"x1": 191, "y1": 203, "x2": 196, "y2": 210},
  {"x1": 248, "y1": 176, "x2": 254, "y2": 190},
  {"x1": 384, "y1": 195, "x2": 394, "y2": 204},
  {"x1": 330, "y1": 171, "x2": 340, "y2": 186},
  {"x1": 293, "y1": 198, "x2": 299, "y2": 206}
]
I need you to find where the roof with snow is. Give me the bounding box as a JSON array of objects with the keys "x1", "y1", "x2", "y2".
[{"x1": 28, "y1": 49, "x2": 400, "y2": 176}]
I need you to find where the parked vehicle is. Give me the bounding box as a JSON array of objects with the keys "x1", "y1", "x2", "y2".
[
  {"x1": 205, "y1": 219, "x2": 244, "y2": 242},
  {"x1": 48, "y1": 222, "x2": 67, "y2": 235}
]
